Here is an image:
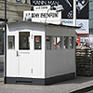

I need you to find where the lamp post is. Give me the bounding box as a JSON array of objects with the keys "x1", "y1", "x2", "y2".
[
  {"x1": 4, "y1": 0, "x2": 7, "y2": 84},
  {"x1": 54, "y1": 5, "x2": 64, "y2": 24},
  {"x1": 54, "y1": 5, "x2": 64, "y2": 12}
]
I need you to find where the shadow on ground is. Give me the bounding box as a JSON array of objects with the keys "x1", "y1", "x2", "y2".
[
  {"x1": 52, "y1": 76, "x2": 93, "y2": 86},
  {"x1": 0, "y1": 75, "x2": 93, "y2": 86}
]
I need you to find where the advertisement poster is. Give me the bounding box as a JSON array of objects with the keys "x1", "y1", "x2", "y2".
[{"x1": 31, "y1": 0, "x2": 89, "y2": 19}]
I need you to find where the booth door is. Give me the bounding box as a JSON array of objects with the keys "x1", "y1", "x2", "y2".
[
  {"x1": 17, "y1": 31, "x2": 43, "y2": 78},
  {"x1": 17, "y1": 32, "x2": 32, "y2": 77}
]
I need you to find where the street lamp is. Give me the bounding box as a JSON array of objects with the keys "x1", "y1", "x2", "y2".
[
  {"x1": 45, "y1": 5, "x2": 64, "y2": 24},
  {"x1": 53, "y1": 5, "x2": 64, "y2": 12}
]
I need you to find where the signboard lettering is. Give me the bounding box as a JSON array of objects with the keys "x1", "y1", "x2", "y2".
[
  {"x1": 25, "y1": 12, "x2": 59, "y2": 18},
  {"x1": 32, "y1": 1, "x2": 59, "y2": 6}
]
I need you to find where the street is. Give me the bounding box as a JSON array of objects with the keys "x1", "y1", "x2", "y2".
[
  {"x1": 0, "y1": 77, "x2": 72, "y2": 93},
  {"x1": 0, "y1": 76, "x2": 93, "y2": 93}
]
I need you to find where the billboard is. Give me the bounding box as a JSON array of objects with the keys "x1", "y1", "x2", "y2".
[
  {"x1": 31, "y1": 0, "x2": 89, "y2": 35},
  {"x1": 31, "y1": 0, "x2": 89, "y2": 19}
]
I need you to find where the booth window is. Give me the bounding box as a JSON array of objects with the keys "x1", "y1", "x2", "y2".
[
  {"x1": 57, "y1": 37, "x2": 61, "y2": 49},
  {"x1": 53, "y1": 37, "x2": 62, "y2": 49},
  {"x1": 70, "y1": 37, "x2": 74, "y2": 49},
  {"x1": 19, "y1": 32, "x2": 30, "y2": 50},
  {"x1": 53, "y1": 37, "x2": 57, "y2": 49},
  {"x1": 64, "y1": 36, "x2": 69, "y2": 49},
  {"x1": 16, "y1": 0, "x2": 21, "y2": 3},
  {"x1": 8, "y1": 36, "x2": 15, "y2": 49},
  {"x1": 46, "y1": 36, "x2": 51, "y2": 50},
  {"x1": 34, "y1": 36, "x2": 42, "y2": 50}
]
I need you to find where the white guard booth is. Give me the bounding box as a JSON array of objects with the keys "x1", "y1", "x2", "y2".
[{"x1": 6, "y1": 21, "x2": 77, "y2": 85}]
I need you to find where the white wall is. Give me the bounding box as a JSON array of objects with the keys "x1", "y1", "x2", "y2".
[
  {"x1": 7, "y1": 22, "x2": 45, "y2": 78},
  {"x1": 45, "y1": 26, "x2": 76, "y2": 78},
  {"x1": 7, "y1": 22, "x2": 76, "y2": 79}
]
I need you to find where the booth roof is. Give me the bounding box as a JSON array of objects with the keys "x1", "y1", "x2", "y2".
[{"x1": 0, "y1": 21, "x2": 80, "y2": 28}]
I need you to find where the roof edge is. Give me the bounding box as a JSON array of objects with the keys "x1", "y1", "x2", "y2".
[{"x1": 7, "y1": 21, "x2": 80, "y2": 28}]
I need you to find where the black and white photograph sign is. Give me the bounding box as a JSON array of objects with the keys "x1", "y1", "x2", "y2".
[
  {"x1": 76, "y1": 0, "x2": 89, "y2": 19},
  {"x1": 31, "y1": 0, "x2": 89, "y2": 19}
]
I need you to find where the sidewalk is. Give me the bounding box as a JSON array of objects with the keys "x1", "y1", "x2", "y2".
[{"x1": 0, "y1": 76, "x2": 93, "y2": 93}]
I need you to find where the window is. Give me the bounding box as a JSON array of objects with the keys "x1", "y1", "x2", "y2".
[
  {"x1": 46, "y1": 36, "x2": 51, "y2": 50},
  {"x1": 19, "y1": 32, "x2": 30, "y2": 50},
  {"x1": 34, "y1": 36, "x2": 42, "y2": 50},
  {"x1": 70, "y1": 37, "x2": 74, "y2": 49},
  {"x1": 57, "y1": 37, "x2": 61, "y2": 49},
  {"x1": 89, "y1": 1, "x2": 93, "y2": 10},
  {"x1": 0, "y1": 29, "x2": 4, "y2": 54},
  {"x1": 16, "y1": 0, "x2": 21, "y2": 2},
  {"x1": 16, "y1": 0, "x2": 21, "y2": 3},
  {"x1": 53, "y1": 36, "x2": 62, "y2": 49},
  {"x1": 64, "y1": 36, "x2": 69, "y2": 49},
  {"x1": 53, "y1": 37, "x2": 57, "y2": 49},
  {"x1": 8, "y1": 36, "x2": 15, "y2": 49}
]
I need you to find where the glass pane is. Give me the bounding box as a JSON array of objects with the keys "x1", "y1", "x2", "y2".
[
  {"x1": 0, "y1": 29, "x2": 4, "y2": 54},
  {"x1": 8, "y1": 36, "x2": 15, "y2": 49},
  {"x1": 64, "y1": 36, "x2": 69, "y2": 49},
  {"x1": 34, "y1": 36, "x2": 42, "y2": 50},
  {"x1": 16, "y1": 0, "x2": 21, "y2": 2},
  {"x1": 46, "y1": 36, "x2": 51, "y2": 50},
  {"x1": 57, "y1": 37, "x2": 61, "y2": 49},
  {"x1": 19, "y1": 32, "x2": 30, "y2": 50},
  {"x1": 53, "y1": 37, "x2": 56, "y2": 49},
  {"x1": 70, "y1": 37, "x2": 74, "y2": 49}
]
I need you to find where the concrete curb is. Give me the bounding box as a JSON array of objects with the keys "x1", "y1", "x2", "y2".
[{"x1": 70, "y1": 85, "x2": 93, "y2": 93}]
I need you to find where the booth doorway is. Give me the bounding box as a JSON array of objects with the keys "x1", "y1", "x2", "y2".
[
  {"x1": 18, "y1": 32, "x2": 31, "y2": 77},
  {"x1": 7, "y1": 31, "x2": 43, "y2": 77}
]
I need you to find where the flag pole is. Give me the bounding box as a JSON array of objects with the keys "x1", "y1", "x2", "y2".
[{"x1": 73, "y1": 0, "x2": 76, "y2": 26}]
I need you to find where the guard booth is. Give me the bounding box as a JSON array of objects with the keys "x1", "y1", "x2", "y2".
[{"x1": 5, "y1": 21, "x2": 77, "y2": 85}]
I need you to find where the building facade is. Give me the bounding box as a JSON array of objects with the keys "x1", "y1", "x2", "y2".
[
  {"x1": 89, "y1": 0, "x2": 93, "y2": 34},
  {"x1": 0, "y1": 0, "x2": 31, "y2": 22},
  {"x1": 0, "y1": 0, "x2": 32, "y2": 55}
]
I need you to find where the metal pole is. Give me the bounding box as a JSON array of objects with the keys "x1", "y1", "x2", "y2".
[
  {"x1": 4, "y1": 0, "x2": 7, "y2": 84},
  {"x1": 73, "y1": 0, "x2": 76, "y2": 26}
]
